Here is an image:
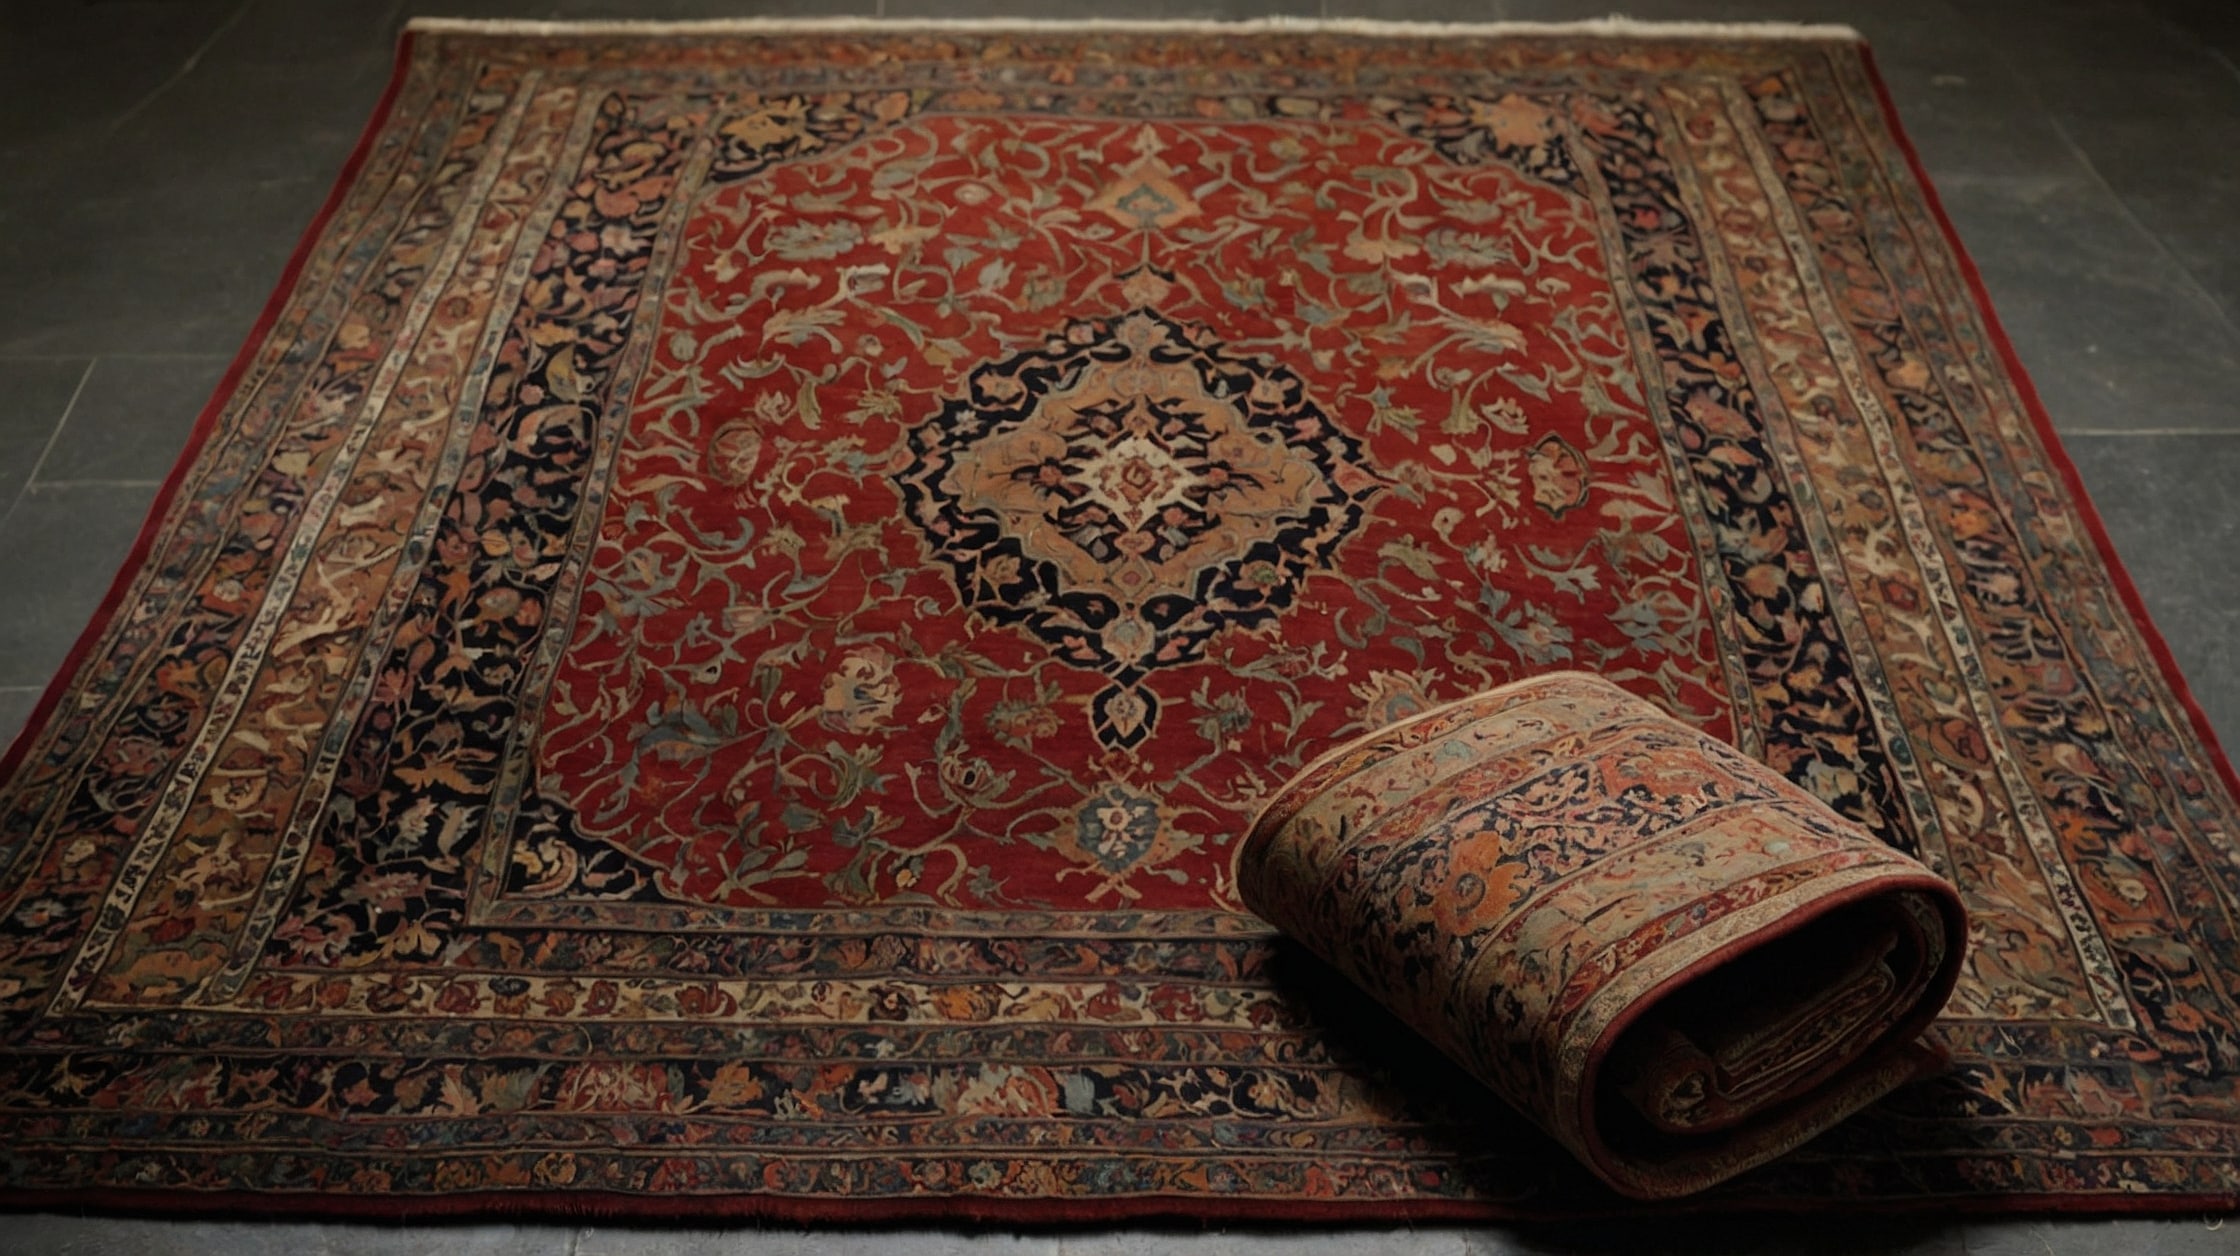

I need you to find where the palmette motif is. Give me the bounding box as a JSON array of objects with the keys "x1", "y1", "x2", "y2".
[
  {"x1": 0, "y1": 22, "x2": 2235, "y2": 1217},
  {"x1": 1237, "y1": 670, "x2": 1967, "y2": 1199}
]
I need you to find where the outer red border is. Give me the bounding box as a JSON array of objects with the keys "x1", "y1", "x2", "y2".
[
  {"x1": 3, "y1": 1173, "x2": 2237, "y2": 1226},
  {"x1": 3, "y1": 30, "x2": 2238, "y2": 1227}
]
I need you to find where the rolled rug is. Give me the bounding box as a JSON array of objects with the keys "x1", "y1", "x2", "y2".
[{"x1": 1237, "y1": 670, "x2": 1967, "y2": 1200}]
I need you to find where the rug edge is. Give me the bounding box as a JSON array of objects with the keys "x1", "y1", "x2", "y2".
[
  {"x1": 400, "y1": 15, "x2": 1865, "y2": 42},
  {"x1": 6, "y1": 24, "x2": 2240, "y2": 1225},
  {"x1": 1, "y1": 1181, "x2": 2235, "y2": 1226},
  {"x1": 0, "y1": 34, "x2": 424, "y2": 790},
  {"x1": 1853, "y1": 43, "x2": 2240, "y2": 816}
]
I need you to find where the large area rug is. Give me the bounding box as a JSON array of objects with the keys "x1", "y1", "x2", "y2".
[{"x1": 2, "y1": 17, "x2": 2237, "y2": 1221}]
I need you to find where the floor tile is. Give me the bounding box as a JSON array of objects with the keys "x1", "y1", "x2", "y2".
[
  {"x1": 1945, "y1": 0, "x2": 2240, "y2": 326},
  {"x1": 1472, "y1": 1215, "x2": 1966, "y2": 1254},
  {"x1": 2045, "y1": 117, "x2": 2240, "y2": 324},
  {"x1": 0, "y1": 71, "x2": 388, "y2": 357},
  {"x1": 2062, "y1": 433, "x2": 2240, "y2": 748},
  {"x1": 1061, "y1": 1234, "x2": 1468, "y2": 1256},
  {"x1": 5, "y1": 1216, "x2": 574, "y2": 1256},
  {"x1": 1962, "y1": 1216, "x2": 2240, "y2": 1256},
  {"x1": 578, "y1": 1230, "x2": 1060, "y2": 1256},
  {"x1": 0, "y1": 687, "x2": 39, "y2": 753},
  {"x1": 0, "y1": 0, "x2": 238, "y2": 144},
  {"x1": 2148, "y1": 0, "x2": 2240, "y2": 66},
  {"x1": 0, "y1": 358, "x2": 90, "y2": 505},
  {"x1": 0, "y1": 4, "x2": 399, "y2": 358},
  {"x1": 1933, "y1": 175, "x2": 2240, "y2": 433},
  {"x1": 0, "y1": 483, "x2": 158, "y2": 689},
  {"x1": 204, "y1": 0, "x2": 408, "y2": 67},
  {"x1": 1952, "y1": 0, "x2": 2240, "y2": 120},
  {"x1": 1872, "y1": 41, "x2": 2091, "y2": 183},
  {"x1": 35, "y1": 355, "x2": 227, "y2": 484}
]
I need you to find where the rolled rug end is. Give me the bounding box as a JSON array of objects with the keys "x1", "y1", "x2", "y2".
[{"x1": 1238, "y1": 670, "x2": 1967, "y2": 1200}]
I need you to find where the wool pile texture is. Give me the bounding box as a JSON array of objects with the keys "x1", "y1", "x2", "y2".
[
  {"x1": 0, "y1": 19, "x2": 2236, "y2": 1220},
  {"x1": 1238, "y1": 670, "x2": 1967, "y2": 1200}
]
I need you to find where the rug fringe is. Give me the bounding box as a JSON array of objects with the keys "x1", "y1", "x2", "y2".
[{"x1": 402, "y1": 15, "x2": 1864, "y2": 43}]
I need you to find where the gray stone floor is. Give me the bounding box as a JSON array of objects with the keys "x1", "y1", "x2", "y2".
[{"x1": 1, "y1": 0, "x2": 2235, "y2": 1251}]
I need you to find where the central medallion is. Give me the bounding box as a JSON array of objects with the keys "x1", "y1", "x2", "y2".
[{"x1": 898, "y1": 308, "x2": 1378, "y2": 750}]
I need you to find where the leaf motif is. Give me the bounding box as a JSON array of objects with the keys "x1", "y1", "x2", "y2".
[
  {"x1": 545, "y1": 348, "x2": 583, "y2": 401},
  {"x1": 1461, "y1": 316, "x2": 1527, "y2": 353},
  {"x1": 795, "y1": 376, "x2": 823, "y2": 430},
  {"x1": 765, "y1": 220, "x2": 862, "y2": 261},
  {"x1": 438, "y1": 1070, "x2": 481, "y2": 1116},
  {"x1": 871, "y1": 154, "x2": 934, "y2": 188},
  {"x1": 761, "y1": 306, "x2": 845, "y2": 348},
  {"x1": 1342, "y1": 233, "x2": 1420, "y2": 263},
  {"x1": 870, "y1": 222, "x2": 940, "y2": 253},
  {"x1": 1379, "y1": 537, "x2": 1443, "y2": 580},
  {"x1": 747, "y1": 268, "x2": 817, "y2": 304},
  {"x1": 396, "y1": 760, "x2": 475, "y2": 793}
]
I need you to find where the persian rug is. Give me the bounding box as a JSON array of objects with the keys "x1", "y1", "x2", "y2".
[
  {"x1": 1, "y1": 15, "x2": 2237, "y2": 1221},
  {"x1": 1239, "y1": 670, "x2": 1968, "y2": 1200}
]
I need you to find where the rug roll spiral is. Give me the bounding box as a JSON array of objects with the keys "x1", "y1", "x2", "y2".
[{"x1": 1236, "y1": 671, "x2": 1967, "y2": 1199}]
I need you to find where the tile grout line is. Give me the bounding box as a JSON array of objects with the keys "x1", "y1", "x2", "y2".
[
  {"x1": 2041, "y1": 113, "x2": 2240, "y2": 339},
  {"x1": 2135, "y1": 1, "x2": 2240, "y2": 92},
  {"x1": 1954, "y1": 9, "x2": 2240, "y2": 343},
  {"x1": 105, "y1": 0, "x2": 256, "y2": 135},
  {"x1": 28, "y1": 479, "x2": 170, "y2": 490},
  {"x1": 1, "y1": 359, "x2": 95, "y2": 533},
  {"x1": 2211, "y1": 43, "x2": 2240, "y2": 91},
  {"x1": 0, "y1": 352, "x2": 227, "y2": 363}
]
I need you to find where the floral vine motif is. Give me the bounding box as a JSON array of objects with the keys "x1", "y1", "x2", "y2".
[
  {"x1": 1373, "y1": 92, "x2": 1582, "y2": 188},
  {"x1": 708, "y1": 91, "x2": 914, "y2": 183},
  {"x1": 896, "y1": 307, "x2": 1380, "y2": 750}
]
